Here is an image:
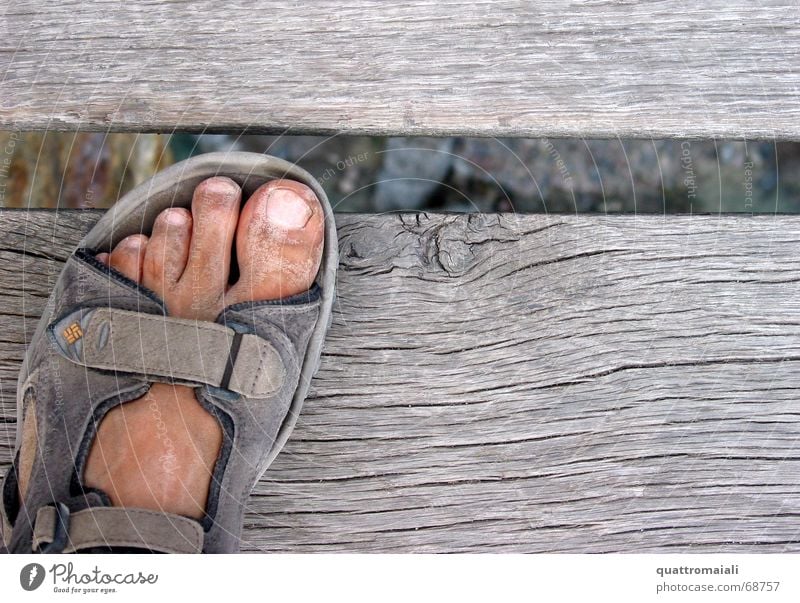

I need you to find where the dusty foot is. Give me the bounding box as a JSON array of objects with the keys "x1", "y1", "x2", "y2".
[{"x1": 19, "y1": 176, "x2": 324, "y2": 519}]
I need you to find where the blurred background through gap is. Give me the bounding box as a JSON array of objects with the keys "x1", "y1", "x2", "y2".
[{"x1": 0, "y1": 132, "x2": 794, "y2": 213}]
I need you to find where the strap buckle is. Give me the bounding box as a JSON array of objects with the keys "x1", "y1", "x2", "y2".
[{"x1": 33, "y1": 502, "x2": 71, "y2": 554}]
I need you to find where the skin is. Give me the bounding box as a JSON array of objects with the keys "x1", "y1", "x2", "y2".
[{"x1": 18, "y1": 176, "x2": 324, "y2": 519}]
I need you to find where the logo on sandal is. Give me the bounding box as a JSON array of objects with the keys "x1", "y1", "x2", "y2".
[
  {"x1": 20, "y1": 563, "x2": 45, "y2": 591},
  {"x1": 63, "y1": 323, "x2": 83, "y2": 344}
]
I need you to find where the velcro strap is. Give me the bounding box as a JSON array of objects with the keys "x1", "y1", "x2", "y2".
[
  {"x1": 51, "y1": 307, "x2": 285, "y2": 398},
  {"x1": 32, "y1": 506, "x2": 204, "y2": 554}
]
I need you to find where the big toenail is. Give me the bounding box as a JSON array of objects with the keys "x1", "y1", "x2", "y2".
[{"x1": 266, "y1": 188, "x2": 313, "y2": 229}]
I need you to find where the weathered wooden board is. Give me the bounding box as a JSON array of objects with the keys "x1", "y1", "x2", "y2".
[
  {"x1": 2, "y1": 1, "x2": 800, "y2": 139},
  {"x1": 1, "y1": 210, "x2": 800, "y2": 552}
]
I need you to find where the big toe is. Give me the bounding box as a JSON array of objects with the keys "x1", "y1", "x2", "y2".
[{"x1": 229, "y1": 179, "x2": 324, "y2": 303}]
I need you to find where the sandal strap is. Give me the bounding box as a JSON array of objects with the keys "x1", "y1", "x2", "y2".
[
  {"x1": 32, "y1": 505, "x2": 204, "y2": 554},
  {"x1": 50, "y1": 307, "x2": 286, "y2": 398}
]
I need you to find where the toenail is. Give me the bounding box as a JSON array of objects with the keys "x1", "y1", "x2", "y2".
[
  {"x1": 163, "y1": 208, "x2": 189, "y2": 225},
  {"x1": 202, "y1": 177, "x2": 240, "y2": 200},
  {"x1": 122, "y1": 235, "x2": 146, "y2": 248},
  {"x1": 266, "y1": 188, "x2": 313, "y2": 230}
]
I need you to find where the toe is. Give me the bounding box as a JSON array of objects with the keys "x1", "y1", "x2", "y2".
[
  {"x1": 142, "y1": 207, "x2": 192, "y2": 297},
  {"x1": 108, "y1": 234, "x2": 148, "y2": 283},
  {"x1": 176, "y1": 177, "x2": 241, "y2": 313},
  {"x1": 230, "y1": 179, "x2": 324, "y2": 303},
  {"x1": 96, "y1": 252, "x2": 110, "y2": 265}
]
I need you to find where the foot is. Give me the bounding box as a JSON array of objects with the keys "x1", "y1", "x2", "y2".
[{"x1": 18, "y1": 176, "x2": 324, "y2": 519}]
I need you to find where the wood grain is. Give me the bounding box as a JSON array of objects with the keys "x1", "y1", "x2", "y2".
[
  {"x1": 1, "y1": 209, "x2": 800, "y2": 552},
  {"x1": 1, "y1": 1, "x2": 800, "y2": 138}
]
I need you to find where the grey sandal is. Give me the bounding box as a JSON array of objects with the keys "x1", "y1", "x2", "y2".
[{"x1": 0, "y1": 152, "x2": 337, "y2": 553}]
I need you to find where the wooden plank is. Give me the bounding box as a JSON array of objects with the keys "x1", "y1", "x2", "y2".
[
  {"x1": 1, "y1": 1, "x2": 800, "y2": 139},
  {"x1": 1, "y1": 209, "x2": 800, "y2": 552}
]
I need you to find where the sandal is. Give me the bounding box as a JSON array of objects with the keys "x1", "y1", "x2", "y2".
[{"x1": 0, "y1": 152, "x2": 337, "y2": 553}]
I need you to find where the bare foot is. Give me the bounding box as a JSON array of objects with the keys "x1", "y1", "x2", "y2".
[{"x1": 18, "y1": 176, "x2": 324, "y2": 519}]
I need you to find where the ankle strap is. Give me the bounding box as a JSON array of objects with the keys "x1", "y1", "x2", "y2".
[{"x1": 32, "y1": 505, "x2": 204, "y2": 554}]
